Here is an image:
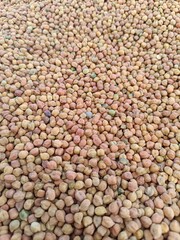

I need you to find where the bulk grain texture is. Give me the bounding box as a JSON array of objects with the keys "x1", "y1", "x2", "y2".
[{"x1": 0, "y1": 0, "x2": 180, "y2": 239}]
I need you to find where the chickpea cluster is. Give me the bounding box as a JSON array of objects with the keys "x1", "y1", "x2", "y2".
[{"x1": 0, "y1": 0, "x2": 180, "y2": 240}]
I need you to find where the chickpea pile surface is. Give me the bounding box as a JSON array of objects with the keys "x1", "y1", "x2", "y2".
[{"x1": 0, "y1": 0, "x2": 180, "y2": 240}]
